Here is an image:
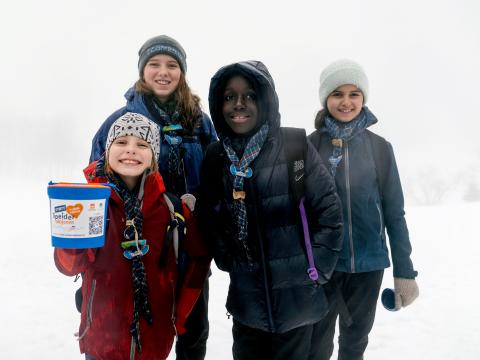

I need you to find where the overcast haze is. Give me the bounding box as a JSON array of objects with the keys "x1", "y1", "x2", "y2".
[
  {"x1": 2, "y1": 0, "x2": 479, "y2": 191},
  {"x1": 1, "y1": 0, "x2": 479, "y2": 358}
]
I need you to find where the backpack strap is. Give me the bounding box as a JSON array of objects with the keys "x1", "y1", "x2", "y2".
[
  {"x1": 282, "y1": 128, "x2": 319, "y2": 282},
  {"x1": 308, "y1": 130, "x2": 326, "y2": 153},
  {"x1": 283, "y1": 128, "x2": 306, "y2": 204},
  {"x1": 206, "y1": 141, "x2": 225, "y2": 180},
  {"x1": 202, "y1": 141, "x2": 226, "y2": 209},
  {"x1": 366, "y1": 130, "x2": 389, "y2": 203},
  {"x1": 159, "y1": 192, "x2": 186, "y2": 267}
]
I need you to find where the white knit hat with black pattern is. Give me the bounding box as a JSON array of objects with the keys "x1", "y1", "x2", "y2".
[
  {"x1": 106, "y1": 112, "x2": 161, "y2": 163},
  {"x1": 319, "y1": 59, "x2": 369, "y2": 108}
]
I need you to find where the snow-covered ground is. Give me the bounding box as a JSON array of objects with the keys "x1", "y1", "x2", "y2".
[{"x1": 1, "y1": 181, "x2": 478, "y2": 359}]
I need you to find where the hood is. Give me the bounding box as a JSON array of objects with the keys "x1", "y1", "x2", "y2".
[
  {"x1": 124, "y1": 87, "x2": 151, "y2": 117},
  {"x1": 83, "y1": 161, "x2": 108, "y2": 184},
  {"x1": 208, "y1": 60, "x2": 280, "y2": 138}
]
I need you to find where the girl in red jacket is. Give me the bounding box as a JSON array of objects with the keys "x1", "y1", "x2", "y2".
[{"x1": 54, "y1": 112, "x2": 210, "y2": 360}]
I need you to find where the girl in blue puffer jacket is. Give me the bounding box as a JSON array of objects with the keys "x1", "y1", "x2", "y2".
[
  {"x1": 89, "y1": 35, "x2": 217, "y2": 360},
  {"x1": 308, "y1": 59, "x2": 419, "y2": 360}
]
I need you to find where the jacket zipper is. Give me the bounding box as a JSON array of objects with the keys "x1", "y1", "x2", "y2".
[
  {"x1": 249, "y1": 181, "x2": 275, "y2": 332},
  {"x1": 344, "y1": 142, "x2": 355, "y2": 273},
  {"x1": 130, "y1": 280, "x2": 177, "y2": 360},
  {"x1": 171, "y1": 280, "x2": 178, "y2": 337},
  {"x1": 77, "y1": 279, "x2": 96, "y2": 340}
]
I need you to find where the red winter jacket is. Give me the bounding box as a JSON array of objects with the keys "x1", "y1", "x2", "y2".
[{"x1": 54, "y1": 163, "x2": 211, "y2": 360}]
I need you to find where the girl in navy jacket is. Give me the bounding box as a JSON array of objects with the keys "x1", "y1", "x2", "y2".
[{"x1": 308, "y1": 59, "x2": 419, "y2": 360}]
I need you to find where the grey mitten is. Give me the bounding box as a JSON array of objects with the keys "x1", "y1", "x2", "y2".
[{"x1": 394, "y1": 277, "x2": 419, "y2": 310}]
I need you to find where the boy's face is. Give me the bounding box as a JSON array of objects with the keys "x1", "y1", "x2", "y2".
[
  {"x1": 222, "y1": 75, "x2": 258, "y2": 135},
  {"x1": 326, "y1": 84, "x2": 364, "y2": 123},
  {"x1": 143, "y1": 54, "x2": 181, "y2": 103},
  {"x1": 108, "y1": 136, "x2": 153, "y2": 188}
]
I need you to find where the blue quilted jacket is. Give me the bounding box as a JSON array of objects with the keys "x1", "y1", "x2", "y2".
[
  {"x1": 308, "y1": 108, "x2": 417, "y2": 279},
  {"x1": 90, "y1": 87, "x2": 218, "y2": 195}
]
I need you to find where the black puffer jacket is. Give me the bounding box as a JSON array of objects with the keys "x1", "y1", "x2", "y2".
[{"x1": 200, "y1": 61, "x2": 343, "y2": 333}]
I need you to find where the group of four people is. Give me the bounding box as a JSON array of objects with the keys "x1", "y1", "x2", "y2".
[{"x1": 54, "y1": 34, "x2": 419, "y2": 360}]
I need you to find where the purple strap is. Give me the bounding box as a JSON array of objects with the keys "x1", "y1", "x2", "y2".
[{"x1": 299, "y1": 197, "x2": 319, "y2": 281}]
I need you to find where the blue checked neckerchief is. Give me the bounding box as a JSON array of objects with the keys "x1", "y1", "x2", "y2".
[
  {"x1": 96, "y1": 157, "x2": 153, "y2": 352},
  {"x1": 222, "y1": 124, "x2": 269, "y2": 265},
  {"x1": 150, "y1": 99, "x2": 186, "y2": 195},
  {"x1": 323, "y1": 108, "x2": 371, "y2": 177}
]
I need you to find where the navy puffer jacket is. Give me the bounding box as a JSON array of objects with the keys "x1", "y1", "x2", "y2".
[
  {"x1": 90, "y1": 87, "x2": 217, "y2": 195},
  {"x1": 308, "y1": 109, "x2": 417, "y2": 278},
  {"x1": 200, "y1": 61, "x2": 343, "y2": 333}
]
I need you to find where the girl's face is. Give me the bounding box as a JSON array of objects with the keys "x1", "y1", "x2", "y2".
[
  {"x1": 326, "y1": 84, "x2": 364, "y2": 123},
  {"x1": 222, "y1": 75, "x2": 258, "y2": 135},
  {"x1": 108, "y1": 136, "x2": 153, "y2": 190},
  {"x1": 143, "y1": 54, "x2": 181, "y2": 103}
]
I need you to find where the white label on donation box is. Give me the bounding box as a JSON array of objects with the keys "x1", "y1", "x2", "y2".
[{"x1": 50, "y1": 198, "x2": 106, "y2": 238}]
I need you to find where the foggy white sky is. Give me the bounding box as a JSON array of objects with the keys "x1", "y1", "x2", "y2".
[
  {"x1": 1, "y1": 2, "x2": 479, "y2": 358},
  {"x1": 1, "y1": 0, "x2": 479, "y2": 187}
]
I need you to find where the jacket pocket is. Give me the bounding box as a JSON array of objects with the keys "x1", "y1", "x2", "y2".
[
  {"x1": 77, "y1": 279, "x2": 96, "y2": 340},
  {"x1": 375, "y1": 202, "x2": 388, "y2": 251},
  {"x1": 376, "y1": 202, "x2": 384, "y2": 237}
]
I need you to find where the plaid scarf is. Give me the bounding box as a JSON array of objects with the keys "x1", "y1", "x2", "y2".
[
  {"x1": 145, "y1": 95, "x2": 186, "y2": 195},
  {"x1": 96, "y1": 157, "x2": 153, "y2": 352},
  {"x1": 222, "y1": 124, "x2": 269, "y2": 265},
  {"x1": 323, "y1": 108, "x2": 369, "y2": 177}
]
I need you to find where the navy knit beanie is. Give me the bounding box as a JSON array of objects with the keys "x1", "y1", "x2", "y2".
[{"x1": 138, "y1": 35, "x2": 187, "y2": 75}]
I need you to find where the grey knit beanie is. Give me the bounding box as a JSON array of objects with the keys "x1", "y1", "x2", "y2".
[
  {"x1": 106, "y1": 112, "x2": 161, "y2": 164},
  {"x1": 138, "y1": 35, "x2": 187, "y2": 75},
  {"x1": 318, "y1": 59, "x2": 369, "y2": 108}
]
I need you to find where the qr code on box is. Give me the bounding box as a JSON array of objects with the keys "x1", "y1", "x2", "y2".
[{"x1": 89, "y1": 216, "x2": 104, "y2": 235}]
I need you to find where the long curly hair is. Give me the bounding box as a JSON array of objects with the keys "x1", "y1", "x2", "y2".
[{"x1": 135, "y1": 74, "x2": 202, "y2": 134}]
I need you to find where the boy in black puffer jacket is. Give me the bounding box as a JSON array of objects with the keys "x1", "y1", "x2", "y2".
[{"x1": 199, "y1": 60, "x2": 343, "y2": 360}]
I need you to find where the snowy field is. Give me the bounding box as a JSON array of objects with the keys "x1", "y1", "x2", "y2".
[
  {"x1": 1, "y1": 180, "x2": 478, "y2": 359},
  {"x1": 2, "y1": 0, "x2": 479, "y2": 358}
]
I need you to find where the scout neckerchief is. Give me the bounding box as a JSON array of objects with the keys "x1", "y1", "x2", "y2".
[
  {"x1": 145, "y1": 95, "x2": 187, "y2": 195},
  {"x1": 96, "y1": 157, "x2": 152, "y2": 353},
  {"x1": 222, "y1": 124, "x2": 269, "y2": 265},
  {"x1": 323, "y1": 108, "x2": 370, "y2": 177}
]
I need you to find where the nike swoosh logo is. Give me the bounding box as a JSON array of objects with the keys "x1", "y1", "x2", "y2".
[{"x1": 294, "y1": 173, "x2": 304, "y2": 182}]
